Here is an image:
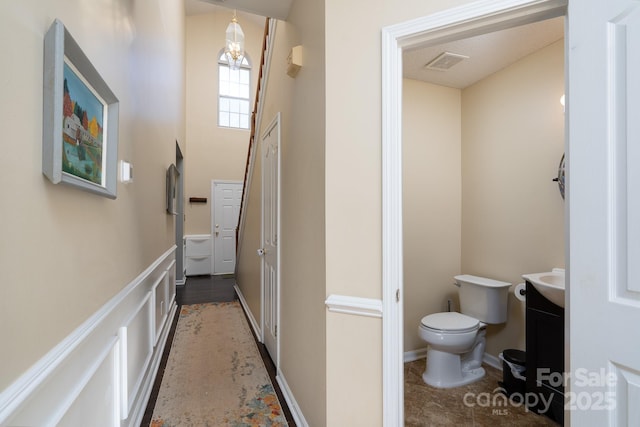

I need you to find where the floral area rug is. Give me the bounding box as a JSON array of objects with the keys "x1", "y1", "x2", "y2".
[{"x1": 150, "y1": 301, "x2": 288, "y2": 427}]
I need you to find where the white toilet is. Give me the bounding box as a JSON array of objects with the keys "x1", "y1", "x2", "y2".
[{"x1": 418, "y1": 274, "x2": 511, "y2": 388}]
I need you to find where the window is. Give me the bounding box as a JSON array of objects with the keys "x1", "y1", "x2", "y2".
[{"x1": 218, "y1": 52, "x2": 251, "y2": 129}]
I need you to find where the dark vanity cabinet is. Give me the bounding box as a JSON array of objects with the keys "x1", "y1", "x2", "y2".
[{"x1": 525, "y1": 281, "x2": 564, "y2": 425}]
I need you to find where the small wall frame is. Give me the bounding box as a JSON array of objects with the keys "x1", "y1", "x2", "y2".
[
  {"x1": 166, "y1": 164, "x2": 179, "y2": 215},
  {"x1": 43, "y1": 19, "x2": 119, "y2": 198}
]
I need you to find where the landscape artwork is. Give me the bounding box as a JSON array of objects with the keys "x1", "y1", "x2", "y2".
[{"x1": 61, "y1": 61, "x2": 105, "y2": 185}]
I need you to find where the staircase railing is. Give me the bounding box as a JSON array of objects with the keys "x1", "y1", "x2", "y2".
[{"x1": 235, "y1": 18, "x2": 276, "y2": 261}]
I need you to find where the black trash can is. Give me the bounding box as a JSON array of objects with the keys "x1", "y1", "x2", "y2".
[{"x1": 499, "y1": 349, "x2": 526, "y2": 401}]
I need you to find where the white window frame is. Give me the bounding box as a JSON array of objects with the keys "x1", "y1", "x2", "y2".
[{"x1": 218, "y1": 50, "x2": 251, "y2": 130}]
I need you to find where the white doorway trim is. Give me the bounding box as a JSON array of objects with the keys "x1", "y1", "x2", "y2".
[{"x1": 381, "y1": 0, "x2": 567, "y2": 424}]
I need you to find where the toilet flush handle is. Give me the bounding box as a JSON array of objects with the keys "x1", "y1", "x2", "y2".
[{"x1": 453, "y1": 281, "x2": 461, "y2": 287}]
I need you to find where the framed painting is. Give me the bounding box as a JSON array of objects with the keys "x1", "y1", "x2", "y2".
[
  {"x1": 166, "y1": 164, "x2": 179, "y2": 215},
  {"x1": 43, "y1": 19, "x2": 119, "y2": 198}
]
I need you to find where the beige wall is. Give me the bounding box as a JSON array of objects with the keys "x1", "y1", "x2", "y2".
[
  {"x1": 403, "y1": 79, "x2": 462, "y2": 352},
  {"x1": 235, "y1": 143, "x2": 263, "y2": 320},
  {"x1": 244, "y1": 1, "x2": 561, "y2": 424},
  {"x1": 323, "y1": 1, "x2": 475, "y2": 424},
  {"x1": 236, "y1": 1, "x2": 328, "y2": 424},
  {"x1": 243, "y1": 3, "x2": 562, "y2": 425},
  {"x1": 184, "y1": 11, "x2": 264, "y2": 235},
  {"x1": 0, "y1": 0, "x2": 184, "y2": 390},
  {"x1": 461, "y1": 39, "x2": 565, "y2": 355},
  {"x1": 267, "y1": 1, "x2": 329, "y2": 420}
]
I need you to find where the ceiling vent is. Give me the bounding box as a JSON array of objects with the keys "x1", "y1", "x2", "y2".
[{"x1": 424, "y1": 52, "x2": 469, "y2": 71}]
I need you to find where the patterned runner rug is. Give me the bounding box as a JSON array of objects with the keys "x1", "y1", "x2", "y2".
[{"x1": 150, "y1": 301, "x2": 288, "y2": 426}]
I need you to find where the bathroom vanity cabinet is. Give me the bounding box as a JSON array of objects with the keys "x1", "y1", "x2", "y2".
[{"x1": 525, "y1": 281, "x2": 564, "y2": 425}]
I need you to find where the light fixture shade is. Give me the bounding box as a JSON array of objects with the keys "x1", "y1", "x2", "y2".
[{"x1": 225, "y1": 14, "x2": 245, "y2": 70}]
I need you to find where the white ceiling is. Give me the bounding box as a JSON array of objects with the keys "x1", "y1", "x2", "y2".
[
  {"x1": 185, "y1": 0, "x2": 291, "y2": 20},
  {"x1": 403, "y1": 16, "x2": 564, "y2": 89},
  {"x1": 185, "y1": 0, "x2": 219, "y2": 16}
]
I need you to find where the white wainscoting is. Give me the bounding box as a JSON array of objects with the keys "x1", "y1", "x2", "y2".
[{"x1": 0, "y1": 246, "x2": 177, "y2": 427}]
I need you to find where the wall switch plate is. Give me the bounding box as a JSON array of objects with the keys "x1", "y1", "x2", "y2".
[{"x1": 119, "y1": 160, "x2": 133, "y2": 183}]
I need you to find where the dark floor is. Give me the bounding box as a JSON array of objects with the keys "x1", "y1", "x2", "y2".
[
  {"x1": 177, "y1": 274, "x2": 238, "y2": 305},
  {"x1": 141, "y1": 274, "x2": 296, "y2": 426}
]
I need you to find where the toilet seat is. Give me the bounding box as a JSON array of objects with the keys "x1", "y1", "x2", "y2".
[{"x1": 420, "y1": 312, "x2": 479, "y2": 333}]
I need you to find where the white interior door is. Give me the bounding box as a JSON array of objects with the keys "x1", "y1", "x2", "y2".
[
  {"x1": 261, "y1": 115, "x2": 280, "y2": 363},
  {"x1": 568, "y1": 0, "x2": 640, "y2": 425},
  {"x1": 212, "y1": 181, "x2": 242, "y2": 275}
]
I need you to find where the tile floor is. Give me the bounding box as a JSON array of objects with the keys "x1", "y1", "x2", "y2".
[{"x1": 405, "y1": 359, "x2": 560, "y2": 426}]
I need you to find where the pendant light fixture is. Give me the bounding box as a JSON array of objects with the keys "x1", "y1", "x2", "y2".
[{"x1": 224, "y1": 10, "x2": 245, "y2": 70}]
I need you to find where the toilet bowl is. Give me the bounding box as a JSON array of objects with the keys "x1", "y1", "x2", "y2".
[
  {"x1": 417, "y1": 274, "x2": 511, "y2": 388},
  {"x1": 418, "y1": 312, "x2": 486, "y2": 388}
]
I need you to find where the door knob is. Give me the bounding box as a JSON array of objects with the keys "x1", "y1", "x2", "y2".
[{"x1": 257, "y1": 248, "x2": 266, "y2": 256}]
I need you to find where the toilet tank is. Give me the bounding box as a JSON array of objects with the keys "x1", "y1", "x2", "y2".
[{"x1": 455, "y1": 274, "x2": 511, "y2": 324}]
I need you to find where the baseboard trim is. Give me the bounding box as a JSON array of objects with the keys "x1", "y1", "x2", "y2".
[
  {"x1": 403, "y1": 348, "x2": 428, "y2": 363},
  {"x1": 403, "y1": 348, "x2": 504, "y2": 371},
  {"x1": 276, "y1": 372, "x2": 308, "y2": 427},
  {"x1": 483, "y1": 352, "x2": 502, "y2": 371},
  {"x1": 234, "y1": 283, "x2": 262, "y2": 341}
]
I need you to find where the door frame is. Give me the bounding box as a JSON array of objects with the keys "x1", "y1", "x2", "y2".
[
  {"x1": 211, "y1": 179, "x2": 243, "y2": 275},
  {"x1": 260, "y1": 113, "x2": 282, "y2": 367},
  {"x1": 381, "y1": 0, "x2": 567, "y2": 424}
]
